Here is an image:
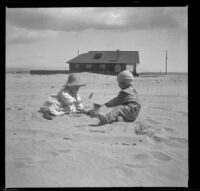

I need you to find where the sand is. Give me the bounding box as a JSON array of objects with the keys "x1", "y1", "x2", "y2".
[{"x1": 5, "y1": 72, "x2": 188, "y2": 187}]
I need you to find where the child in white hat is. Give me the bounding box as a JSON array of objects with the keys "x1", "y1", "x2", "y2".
[
  {"x1": 39, "y1": 73, "x2": 85, "y2": 120},
  {"x1": 88, "y1": 70, "x2": 141, "y2": 125}
]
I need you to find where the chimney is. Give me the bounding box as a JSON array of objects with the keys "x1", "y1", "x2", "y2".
[{"x1": 116, "y1": 49, "x2": 120, "y2": 60}]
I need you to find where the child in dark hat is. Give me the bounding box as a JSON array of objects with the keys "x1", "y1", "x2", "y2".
[
  {"x1": 88, "y1": 70, "x2": 141, "y2": 125},
  {"x1": 39, "y1": 73, "x2": 85, "y2": 120}
]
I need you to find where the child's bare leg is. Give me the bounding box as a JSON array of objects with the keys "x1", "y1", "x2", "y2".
[{"x1": 49, "y1": 108, "x2": 65, "y2": 116}]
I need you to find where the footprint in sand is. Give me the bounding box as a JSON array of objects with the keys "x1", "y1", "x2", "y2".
[
  {"x1": 134, "y1": 122, "x2": 150, "y2": 135},
  {"x1": 164, "y1": 127, "x2": 174, "y2": 132},
  {"x1": 150, "y1": 151, "x2": 172, "y2": 161},
  {"x1": 114, "y1": 165, "x2": 135, "y2": 177},
  {"x1": 164, "y1": 136, "x2": 188, "y2": 147},
  {"x1": 134, "y1": 153, "x2": 151, "y2": 160},
  {"x1": 151, "y1": 134, "x2": 166, "y2": 143}
]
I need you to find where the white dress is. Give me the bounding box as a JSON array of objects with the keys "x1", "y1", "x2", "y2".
[{"x1": 39, "y1": 87, "x2": 83, "y2": 116}]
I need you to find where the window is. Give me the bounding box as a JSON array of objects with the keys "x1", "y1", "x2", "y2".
[
  {"x1": 75, "y1": 64, "x2": 79, "y2": 68},
  {"x1": 93, "y1": 53, "x2": 102, "y2": 59},
  {"x1": 86, "y1": 64, "x2": 92, "y2": 69},
  {"x1": 99, "y1": 64, "x2": 106, "y2": 69}
]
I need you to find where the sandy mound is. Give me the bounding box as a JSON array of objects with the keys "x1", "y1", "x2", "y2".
[{"x1": 6, "y1": 72, "x2": 188, "y2": 187}]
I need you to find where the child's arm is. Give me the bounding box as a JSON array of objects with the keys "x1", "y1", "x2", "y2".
[
  {"x1": 75, "y1": 95, "x2": 84, "y2": 112},
  {"x1": 58, "y1": 90, "x2": 75, "y2": 105},
  {"x1": 105, "y1": 92, "x2": 124, "y2": 107}
]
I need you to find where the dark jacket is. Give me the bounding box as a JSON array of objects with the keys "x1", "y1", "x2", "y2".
[{"x1": 105, "y1": 87, "x2": 140, "y2": 108}]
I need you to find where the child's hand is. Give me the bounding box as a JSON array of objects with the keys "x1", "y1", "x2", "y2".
[{"x1": 76, "y1": 109, "x2": 87, "y2": 114}]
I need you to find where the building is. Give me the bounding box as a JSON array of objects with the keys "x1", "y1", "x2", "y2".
[{"x1": 66, "y1": 50, "x2": 140, "y2": 76}]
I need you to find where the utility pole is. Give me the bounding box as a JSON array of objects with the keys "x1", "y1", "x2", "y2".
[
  {"x1": 77, "y1": 49, "x2": 79, "y2": 56},
  {"x1": 165, "y1": 50, "x2": 168, "y2": 75}
]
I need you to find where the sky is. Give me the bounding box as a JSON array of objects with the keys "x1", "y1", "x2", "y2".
[{"x1": 6, "y1": 7, "x2": 188, "y2": 72}]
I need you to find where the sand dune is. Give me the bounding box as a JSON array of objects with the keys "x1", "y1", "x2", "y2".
[{"x1": 6, "y1": 72, "x2": 188, "y2": 187}]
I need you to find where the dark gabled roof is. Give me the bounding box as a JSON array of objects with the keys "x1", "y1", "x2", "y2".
[{"x1": 66, "y1": 50, "x2": 140, "y2": 65}]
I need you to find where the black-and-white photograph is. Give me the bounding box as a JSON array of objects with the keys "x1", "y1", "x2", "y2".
[{"x1": 6, "y1": 7, "x2": 188, "y2": 187}]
